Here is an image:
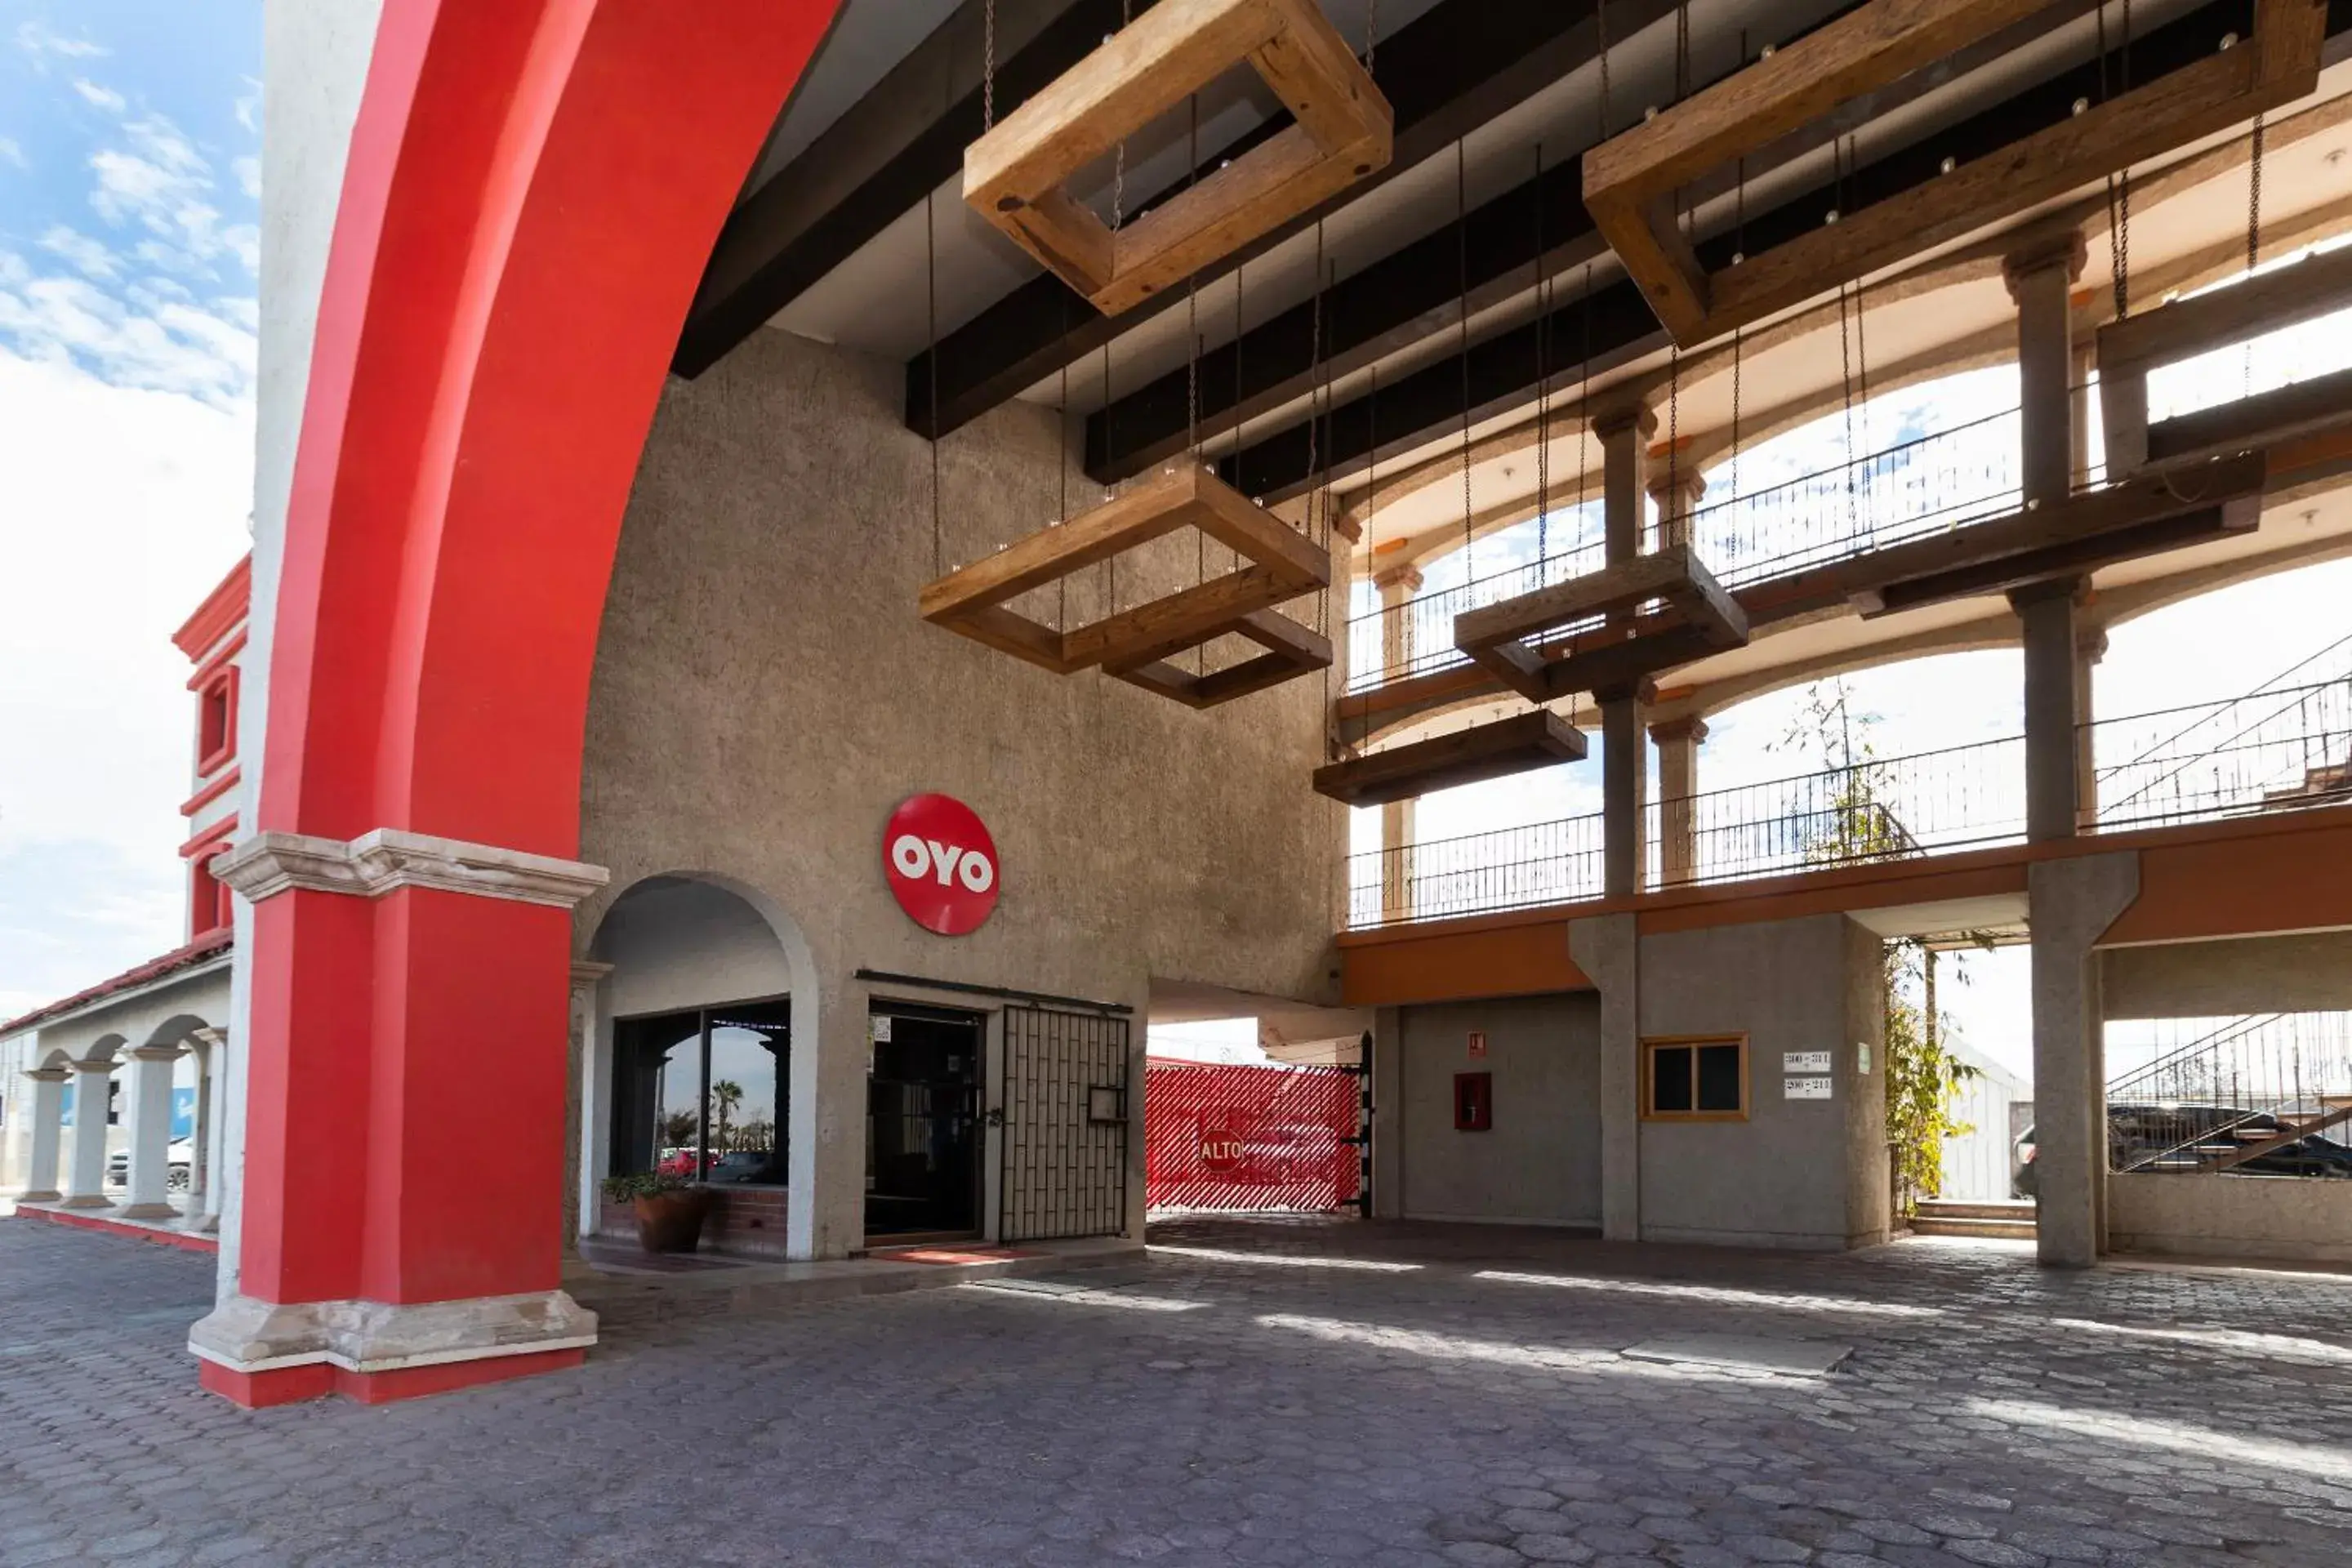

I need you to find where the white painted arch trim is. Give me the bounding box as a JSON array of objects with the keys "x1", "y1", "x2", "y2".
[{"x1": 214, "y1": 828, "x2": 608, "y2": 909}]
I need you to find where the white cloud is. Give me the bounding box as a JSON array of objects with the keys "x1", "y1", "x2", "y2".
[
  {"x1": 71, "y1": 78, "x2": 126, "y2": 113},
  {"x1": 0, "y1": 265, "x2": 255, "y2": 408},
  {"x1": 0, "y1": 349, "x2": 251, "y2": 1002},
  {"x1": 234, "y1": 79, "x2": 261, "y2": 135},
  {"x1": 38, "y1": 224, "x2": 118, "y2": 279},
  {"x1": 15, "y1": 20, "x2": 108, "y2": 64},
  {"x1": 232, "y1": 154, "x2": 260, "y2": 199},
  {"x1": 86, "y1": 113, "x2": 249, "y2": 278},
  {"x1": 0, "y1": 137, "x2": 26, "y2": 171}
]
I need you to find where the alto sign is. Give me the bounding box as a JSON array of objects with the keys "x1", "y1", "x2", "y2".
[{"x1": 883, "y1": 794, "x2": 1000, "y2": 936}]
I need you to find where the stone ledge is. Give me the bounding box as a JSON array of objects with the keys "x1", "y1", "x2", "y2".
[
  {"x1": 215, "y1": 828, "x2": 608, "y2": 909},
  {"x1": 188, "y1": 1289, "x2": 599, "y2": 1374}
]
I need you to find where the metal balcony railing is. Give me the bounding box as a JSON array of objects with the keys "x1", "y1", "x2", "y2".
[
  {"x1": 1346, "y1": 813, "x2": 1602, "y2": 930},
  {"x1": 2090, "y1": 676, "x2": 2352, "y2": 831},
  {"x1": 1344, "y1": 410, "x2": 2025, "y2": 697},
  {"x1": 2105, "y1": 1012, "x2": 2352, "y2": 1178}
]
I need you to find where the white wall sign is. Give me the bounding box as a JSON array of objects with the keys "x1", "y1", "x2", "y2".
[
  {"x1": 1784, "y1": 1075, "x2": 1834, "y2": 1100},
  {"x1": 871, "y1": 1014, "x2": 893, "y2": 1043},
  {"x1": 1783, "y1": 1050, "x2": 1832, "y2": 1074},
  {"x1": 1856, "y1": 1040, "x2": 1873, "y2": 1075}
]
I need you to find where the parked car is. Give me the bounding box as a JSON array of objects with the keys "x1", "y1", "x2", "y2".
[
  {"x1": 2014, "y1": 1108, "x2": 2352, "y2": 1196},
  {"x1": 105, "y1": 1139, "x2": 194, "y2": 1191}
]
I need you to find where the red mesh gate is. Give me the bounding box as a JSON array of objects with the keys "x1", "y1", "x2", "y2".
[{"x1": 1145, "y1": 1059, "x2": 1361, "y2": 1214}]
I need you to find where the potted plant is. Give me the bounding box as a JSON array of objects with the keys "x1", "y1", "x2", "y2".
[{"x1": 602, "y1": 1170, "x2": 713, "y2": 1254}]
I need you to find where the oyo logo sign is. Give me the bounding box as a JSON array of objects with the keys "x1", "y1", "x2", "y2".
[{"x1": 884, "y1": 794, "x2": 1000, "y2": 936}]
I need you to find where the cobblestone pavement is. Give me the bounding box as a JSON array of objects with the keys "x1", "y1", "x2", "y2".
[{"x1": 7, "y1": 1217, "x2": 2352, "y2": 1566}]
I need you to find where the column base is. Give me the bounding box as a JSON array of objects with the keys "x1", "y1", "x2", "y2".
[
  {"x1": 56, "y1": 1194, "x2": 115, "y2": 1209},
  {"x1": 12, "y1": 1188, "x2": 61, "y2": 1203},
  {"x1": 199, "y1": 1347, "x2": 587, "y2": 1407},
  {"x1": 116, "y1": 1202, "x2": 180, "y2": 1219},
  {"x1": 189, "y1": 1289, "x2": 599, "y2": 1407}
]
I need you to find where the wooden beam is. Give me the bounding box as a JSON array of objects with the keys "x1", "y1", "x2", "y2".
[
  {"x1": 1451, "y1": 546, "x2": 1748, "y2": 703},
  {"x1": 1108, "y1": 608, "x2": 1332, "y2": 706},
  {"x1": 2144, "y1": 365, "x2": 2352, "y2": 471},
  {"x1": 964, "y1": 0, "x2": 1391, "y2": 317},
  {"x1": 1861, "y1": 501, "x2": 2259, "y2": 614},
  {"x1": 2100, "y1": 240, "x2": 2352, "y2": 377},
  {"x1": 677, "y1": 0, "x2": 1132, "y2": 379},
  {"x1": 1312, "y1": 710, "x2": 1587, "y2": 806},
  {"x1": 1585, "y1": 0, "x2": 2328, "y2": 345},
  {"x1": 911, "y1": 0, "x2": 1643, "y2": 439}
]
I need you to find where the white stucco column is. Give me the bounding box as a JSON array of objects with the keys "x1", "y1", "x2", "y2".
[
  {"x1": 567, "y1": 960, "x2": 613, "y2": 1251},
  {"x1": 201, "y1": 1033, "x2": 231, "y2": 1231},
  {"x1": 61, "y1": 1058, "x2": 116, "y2": 1208},
  {"x1": 1650, "y1": 715, "x2": 1708, "y2": 885},
  {"x1": 2075, "y1": 624, "x2": 2107, "y2": 832},
  {"x1": 17, "y1": 1067, "x2": 68, "y2": 1201},
  {"x1": 1646, "y1": 467, "x2": 1706, "y2": 552},
  {"x1": 121, "y1": 1044, "x2": 185, "y2": 1218}
]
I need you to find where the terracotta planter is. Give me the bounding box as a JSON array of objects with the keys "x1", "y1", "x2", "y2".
[{"x1": 631, "y1": 1187, "x2": 714, "y2": 1254}]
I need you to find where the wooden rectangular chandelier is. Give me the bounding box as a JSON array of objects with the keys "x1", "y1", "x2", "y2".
[
  {"x1": 1452, "y1": 546, "x2": 1749, "y2": 705},
  {"x1": 1313, "y1": 710, "x2": 1588, "y2": 807},
  {"x1": 919, "y1": 461, "x2": 1333, "y2": 696},
  {"x1": 1581, "y1": 0, "x2": 2328, "y2": 347},
  {"x1": 964, "y1": 0, "x2": 1392, "y2": 316}
]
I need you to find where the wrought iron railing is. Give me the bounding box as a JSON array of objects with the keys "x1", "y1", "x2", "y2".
[
  {"x1": 2105, "y1": 1012, "x2": 2352, "y2": 1178},
  {"x1": 1345, "y1": 410, "x2": 2024, "y2": 696},
  {"x1": 1666, "y1": 408, "x2": 2023, "y2": 587},
  {"x1": 1343, "y1": 539, "x2": 1605, "y2": 694},
  {"x1": 1652, "y1": 735, "x2": 2027, "y2": 888},
  {"x1": 1346, "y1": 813, "x2": 1602, "y2": 929},
  {"x1": 2089, "y1": 677, "x2": 2352, "y2": 831}
]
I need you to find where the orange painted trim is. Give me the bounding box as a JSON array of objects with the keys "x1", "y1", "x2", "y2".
[
  {"x1": 181, "y1": 766, "x2": 241, "y2": 818},
  {"x1": 1341, "y1": 917, "x2": 1584, "y2": 1006},
  {"x1": 172, "y1": 555, "x2": 252, "y2": 662},
  {"x1": 15, "y1": 1206, "x2": 218, "y2": 1254},
  {"x1": 2109, "y1": 810, "x2": 2352, "y2": 946}
]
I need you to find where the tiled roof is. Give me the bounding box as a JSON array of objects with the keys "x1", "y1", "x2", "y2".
[{"x1": 0, "y1": 928, "x2": 234, "y2": 1037}]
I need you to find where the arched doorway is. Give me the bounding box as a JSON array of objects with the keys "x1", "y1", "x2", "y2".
[{"x1": 194, "y1": 0, "x2": 846, "y2": 1405}]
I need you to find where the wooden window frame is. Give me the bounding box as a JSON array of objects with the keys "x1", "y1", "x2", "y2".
[
  {"x1": 1640, "y1": 1034, "x2": 1751, "y2": 1123},
  {"x1": 963, "y1": 0, "x2": 1392, "y2": 316},
  {"x1": 1582, "y1": 0, "x2": 2327, "y2": 347}
]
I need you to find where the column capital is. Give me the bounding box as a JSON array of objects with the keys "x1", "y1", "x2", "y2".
[
  {"x1": 1648, "y1": 715, "x2": 1709, "y2": 746},
  {"x1": 69, "y1": 1057, "x2": 115, "y2": 1075},
  {"x1": 1371, "y1": 562, "x2": 1425, "y2": 594},
  {"x1": 2001, "y1": 228, "x2": 2088, "y2": 300},
  {"x1": 2075, "y1": 624, "x2": 2109, "y2": 664},
  {"x1": 22, "y1": 1066, "x2": 69, "y2": 1084},
  {"x1": 1645, "y1": 468, "x2": 1706, "y2": 509},
  {"x1": 1589, "y1": 402, "x2": 1658, "y2": 443},
  {"x1": 2007, "y1": 575, "x2": 2087, "y2": 612},
  {"x1": 128, "y1": 1043, "x2": 185, "y2": 1063},
  {"x1": 215, "y1": 827, "x2": 609, "y2": 910},
  {"x1": 569, "y1": 960, "x2": 614, "y2": 988}
]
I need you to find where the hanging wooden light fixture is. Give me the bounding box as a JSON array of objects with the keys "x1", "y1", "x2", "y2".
[
  {"x1": 964, "y1": 0, "x2": 1392, "y2": 316},
  {"x1": 919, "y1": 461, "x2": 1332, "y2": 698}
]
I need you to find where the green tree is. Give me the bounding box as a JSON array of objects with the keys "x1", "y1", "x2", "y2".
[
  {"x1": 1780, "y1": 678, "x2": 1979, "y2": 1217},
  {"x1": 710, "y1": 1080, "x2": 743, "y2": 1153}
]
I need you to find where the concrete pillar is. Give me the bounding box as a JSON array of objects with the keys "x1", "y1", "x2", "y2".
[
  {"x1": 2004, "y1": 229, "x2": 2088, "y2": 845},
  {"x1": 199, "y1": 1034, "x2": 231, "y2": 1232},
  {"x1": 1370, "y1": 1005, "x2": 1404, "y2": 1218},
  {"x1": 2074, "y1": 624, "x2": 2108, "y2": 831},
  {"x1": 2028, "y1": 852, "x2": 2139, "y2": 1267},
  {"x1": 17, "y1": 1067, "x2": 67, "y2": 1201},
  {"x1": 1374, "y1": 564, "x2": 1424, "y2": 923},
  {"x1": 1647, "y1": 467, "x2": 1706, "y2": 551},
  {"x1": 1570, "y1": 914, "x2": 1641, "y2": 1241},
  {"x1": 568, "y1": 961, "x2": 612, "y2": 1250},
  {"x1": 790, "y1": 976, "x2": 866, "y2": 1260},
  {"x1": 121, "y1": 1044, "x2": 184, "y2": 1218},
  {"x1": 61, "y1": 1058, "x2": 116, "y2": 1207},
  {"x1": 1650, "y1": 715, "x2": 1708, "y2": 885},
  {"x1": 1594, "y1": 403, "x2": 1655, "y2": 899},
  {"x1": 184, "y1": 1039, "x2": 212, "y2": 1221}
]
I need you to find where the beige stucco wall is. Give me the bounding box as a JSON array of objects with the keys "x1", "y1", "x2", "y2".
[
  {"x1": 1393, "y1": 994, "x2": 1602, "y2": 1227},
  {"x1": 2109, "y1": 1171, "x2": 2352, "y2": 1263},
  {"x1": 577, "y1": 326, "x2": 1343, "y2": 1255}
]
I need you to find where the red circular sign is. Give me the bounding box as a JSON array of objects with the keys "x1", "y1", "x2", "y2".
[
  {"x1": 883, "y1": 794, "x2": 1000, "y2": 936},
  {"x1": 1199, "y1": 1120, "x2": 1245, "y2": 1173}
]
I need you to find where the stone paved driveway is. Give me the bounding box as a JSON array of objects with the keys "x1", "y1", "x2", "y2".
[{"x1": 6, "y1": 1216, "x2": 2352, "y2": 1566}]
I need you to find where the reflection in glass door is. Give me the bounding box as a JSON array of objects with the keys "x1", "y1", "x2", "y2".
[{"x1": 866, "y1": 1004, "x2": 983, "y2": 1238}]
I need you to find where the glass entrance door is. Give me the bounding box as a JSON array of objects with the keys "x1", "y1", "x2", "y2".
[{"x1": 865, "y1": 1005, "x2": 983, "y2": 1238}]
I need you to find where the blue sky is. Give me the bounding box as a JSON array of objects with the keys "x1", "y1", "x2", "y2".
[{"x1": 0, "y1": 2, "x2": 258, "y2": 1018}]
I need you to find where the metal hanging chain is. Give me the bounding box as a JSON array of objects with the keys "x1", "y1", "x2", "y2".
[
  {"x1": 1597, "y1": 0, "x2": 1611, "y2": 141},
  {"x1": 2099, "y1": 0, "x2": 2136, "y2": 321},
  {"x1": 1535, "y1": 144, "x2": 1550, "y2": 567},
  {"x1": 1577, "y1": 261, "x2": 1592, "y2": 549},
  {"x1": 1834, "y1": 140, "x2": 1859, "y2": 540},
  {"x1": 2247, "y1": 111, "x2": 2267, "y2": 396},
  {"x1": 1306, "y1": 223, "x2": 1325, "y2": 556},
  {"x1": 1111, "y1": 0, "x2": 1133, "y2": 233},
  {"x1": 929, "y1": 186, "x2": 942, "y2": 577},
  {"x1": 1731, "y1": 116, "x2": 1746, "y2": 510},
  {"x1": 1675, "y1": 0, "x2": 1690, "y2": 102},
  {"x1": 1457, "y1": 136, "x2": 1473, "y2": 573},
  {"x1": 1102, "y1": 339, "x2": 1115, "y2": 614},
  {"x1": 982, "y1": 0, "x2": 996, "y2": 131},
  {"x1": 1365, "y1": 0, "x2": 1378, "y2": 75},
  {"x1": 1058, "y1": 293, "x2": 1070, "y2": 633}
]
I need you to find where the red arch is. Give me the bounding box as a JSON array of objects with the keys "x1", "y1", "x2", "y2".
[{"x1": 220, "y1": 0, "x2": 844, "y2": 1405}]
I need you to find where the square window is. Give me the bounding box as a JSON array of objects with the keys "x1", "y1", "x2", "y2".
[{"x1": 1642, "y1": 1036, "x2": 1748, "y2": 1121}]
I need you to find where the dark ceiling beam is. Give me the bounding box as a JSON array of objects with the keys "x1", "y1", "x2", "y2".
[
  {"x1": 674, "y1": 0, "x2": 1156, "y2": 381},
  {"x1": 1225, "y1": 0, "x2": 2323, "y2": 503},
  {"x1": 1088, "y1": 0, "x2": 2107, "y2": 483},
  {"x1": 906, "y1": 0, "x2": 1657, "y2": 440}
]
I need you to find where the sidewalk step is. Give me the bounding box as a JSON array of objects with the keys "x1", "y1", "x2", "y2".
[
  {"x1": 1915, "y1": 1200, "x2": 2036, "y2": 1222},
  {"x1": 1910, "y1": 1215, "x2": 2038, "y2": 1241}
]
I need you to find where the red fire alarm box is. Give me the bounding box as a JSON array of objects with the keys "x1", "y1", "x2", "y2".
[{"x1": 1454, "y1": 1071, "x2": 1493, "y2": 1132}]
